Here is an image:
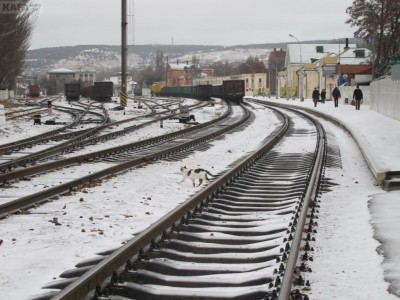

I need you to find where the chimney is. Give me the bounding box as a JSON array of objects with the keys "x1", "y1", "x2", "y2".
[{"x1": 344, "y1": 38, "x2": 350, "y2": 51}]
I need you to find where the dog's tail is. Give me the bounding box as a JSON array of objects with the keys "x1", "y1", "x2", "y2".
[{"x1": 206, "y1": 170, "x2": 216, "y2": 177}]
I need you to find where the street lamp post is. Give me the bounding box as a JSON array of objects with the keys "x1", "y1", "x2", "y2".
[
  {"x1": 251, "y1": 73, "x2": 255, "y2": 97},
  {"x1": 268, "y1": 67, "x2": 271, "y2": 97},
  {"x1": 289, "y1": 34, "x2": 304, "y2": 101},
  {"x1": 274, "y1": 57, "x2": 279, "y2": 99}
]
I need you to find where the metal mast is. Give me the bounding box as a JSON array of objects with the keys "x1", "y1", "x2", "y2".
[{"x1": 121, "y1": 0, "x2": 128, "y2": 108}]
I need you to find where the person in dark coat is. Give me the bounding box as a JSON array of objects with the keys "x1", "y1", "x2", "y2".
[
  {"x1": 332, "y1": 86, "x2": 341, "y2": 107},
  {"x1": 312, "y1": 88, "x2": 319, "y2": 107},
  {"x1": 353, "y1": 85, "x2": 363, "y2": 110},
  {"x1": 320, "y1": 89, "x2": 326, "y2": 103}
]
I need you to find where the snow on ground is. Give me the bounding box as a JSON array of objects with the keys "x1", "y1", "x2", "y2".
[
  {"x1": 304, "y1": 116, "x2": 396, "y2": 299},
  {"x1": 0, "y1": 100, "x2": 280, "y2": 299},
  {"x1": 251, "y1": 96, "x2": 400, "y2": 299},
  {"x1": 0, "y1": 96, "x2": 399, "y2": 299}
]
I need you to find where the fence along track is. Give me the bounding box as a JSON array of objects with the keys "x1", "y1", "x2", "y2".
[{"x1": 44, "y1": 104, "x2": 324, "y2": 299}]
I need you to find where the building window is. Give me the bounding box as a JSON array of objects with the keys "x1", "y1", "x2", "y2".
[{"x1": 354, "y1": 50, "x2": 365, "y2": 58}]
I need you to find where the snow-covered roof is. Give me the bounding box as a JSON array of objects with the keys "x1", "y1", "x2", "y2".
[
  {"x1": 48, "y1": 68, "x2": 75, "y2": 74},
  {"x1": 169, "y1": 63, "x2": 195, "y2": 70},
  {"x1": 338, "y1": 48, "x2": 371, "y2": 65}
]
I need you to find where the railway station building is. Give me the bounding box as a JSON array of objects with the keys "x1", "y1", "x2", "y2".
[
  {"x1": 166, "y1": 63, "x2": 214, "y2": 86},
  {"x1": 279, "y1": 41, "x2": 372, "y2": 100},
  {"x1": 47, "y1": 68, "x2": 96, "y2": 95},
  {"x1": 241, "y1": 73, "x2": 267, "y2": 96}
]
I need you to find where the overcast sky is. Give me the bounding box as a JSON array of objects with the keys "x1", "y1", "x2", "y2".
[{"x1": 29, "y1": 0, "x2": 356, "y2": 50}]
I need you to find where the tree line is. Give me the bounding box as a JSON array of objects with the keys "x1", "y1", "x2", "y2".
[{"x1": 346, "y1": 0, "x2": 400, "y2": 78}]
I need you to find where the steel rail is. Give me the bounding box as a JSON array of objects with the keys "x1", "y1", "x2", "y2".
[
  {"x1": 0, "y1": 104, "x2": 247, "y2": 220},
  {"x1": 248, "y1": 99, "x2": 327, "y2": 300},
  {"x1": 0, "y1": 107, "x2": 85, "y2": 153},
  {"x1": 47, "y1": 106, "x2": 290, "y2": 300},
  {"x1": 0, "y1": 102, "x2": 223, "y2": 183},
  {"x1": 0, "y1": 101, "x2": 207, "y2": 170}
]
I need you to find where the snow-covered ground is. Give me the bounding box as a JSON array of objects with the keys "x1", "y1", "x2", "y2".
[
  {"x1": 0, "y1": 96, "x2": 399, "y2": 299},
  {"x1": 251, "y1": 96, "x2": 400, "y2": 299}
]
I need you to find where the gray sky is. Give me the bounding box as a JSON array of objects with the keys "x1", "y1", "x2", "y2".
[{"x1": 30, "y1": 0, "x2": 356, "y2": 50}]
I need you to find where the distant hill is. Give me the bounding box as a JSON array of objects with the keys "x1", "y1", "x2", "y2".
[{"x1": 25, "y1": 38, "x2": 360, "y2": 75}]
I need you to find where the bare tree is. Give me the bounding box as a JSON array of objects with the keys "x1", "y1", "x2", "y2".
[
  {"x1": 154, "y1": 50, "x2": 165, "y2": 81},
  {"x1": 0, "y1": 1, "x2": 37, "y2": 90},
  {"x1": 268, "y1": 49, "x2": 286, "y2": 94},
  {"x1": 346, "y1": 0, "x2": 400, "y2": 77},
  {"x1": 207, "y1": 60, "x2": 234, "y2": 76},
  {"x1": 236, "y1": 56, "x2": 265, "y2": 74},
  {"x1": 191, "y1": 55, "x2": 200, "y2": 68}
]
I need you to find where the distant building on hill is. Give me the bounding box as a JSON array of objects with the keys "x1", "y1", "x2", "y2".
[{"x1": 166, "y1": 62, "x2": 214, "y2": 86}]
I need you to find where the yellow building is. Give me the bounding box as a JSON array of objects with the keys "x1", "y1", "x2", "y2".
[
  {"x1": 282, "y1": 43, "x2": 356, "y2": 99},
  {"x1": 194, "y1": 73, "x2": 268, "y2": 97},
  {"x1": 241, "y1": 73, "x2": 267, "y2": 96}
]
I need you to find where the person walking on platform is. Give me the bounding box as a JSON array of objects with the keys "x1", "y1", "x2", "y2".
[
  {"x1": 312, "y1": 87, "x2": 319, "y2": 107},
  {"x1": 320, "y1": 89, "x2": 326, "y2": 103},
  {"x1": 353, "y1": 85, "x2": 363, "y2": 110},
  {"x1": 332, "y1": 86, "x2": 341, "y2": 107}
]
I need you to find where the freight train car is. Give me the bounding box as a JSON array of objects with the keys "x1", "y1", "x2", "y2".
[
  {"x1": 64, "y1": 83, "x2": 81, "y2": 101},
  {"x1": 194, "y1": 84, "x2": 212, "y2": 100},
  {"x1": 93, "y1": 82, "x2": 113, "y2": 101},
  {"x1": 159, "y1": 86, "x2": 194, "y2": 98},
  {"x1": 157, "y1": 80, "x2": 245, "y2": 104},
  {"x1": 28, "y1": 85, "x2": 40, "y2": 98},
  {"x1": 80, "y1": 82, "x2": 114, "y2": 101},
  {"x1": 211, "y1": 84, "x2": 224, "y2": 99},
  {"x1": 222, "y1": 80, "x2": 245, "y2": 103},
  {"x1": 81, "y1": 85, "x2": 94, "y2": 99}
]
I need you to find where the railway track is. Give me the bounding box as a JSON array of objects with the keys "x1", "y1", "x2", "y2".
[
  {"x1": 0, "y1": 102, "x2": 106, "y2": 157},
  {"x1": 29, "y1": 103, "x2": 328, "y2": 300},
  {"x1": 0, "y1": 98, "x2": 207, "y2": 173},
  {"x1": 0, "y1": 102, "x2": 246, "y2": 218}
]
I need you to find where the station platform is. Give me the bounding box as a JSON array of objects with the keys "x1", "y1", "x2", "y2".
[{"x1": 249, "y1": 96, "x2": 400, "y2": 190}]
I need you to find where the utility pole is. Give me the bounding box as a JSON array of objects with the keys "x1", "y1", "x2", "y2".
[
  {"x1": 166, "y1": 56, "x2": 168, "y2": 86},
  {"x1": 121, "y1": 0, "x2": 128, "y2": 108},
  {"x1": 289, "y1": 34, "x2": 304, "y2": 101}
]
